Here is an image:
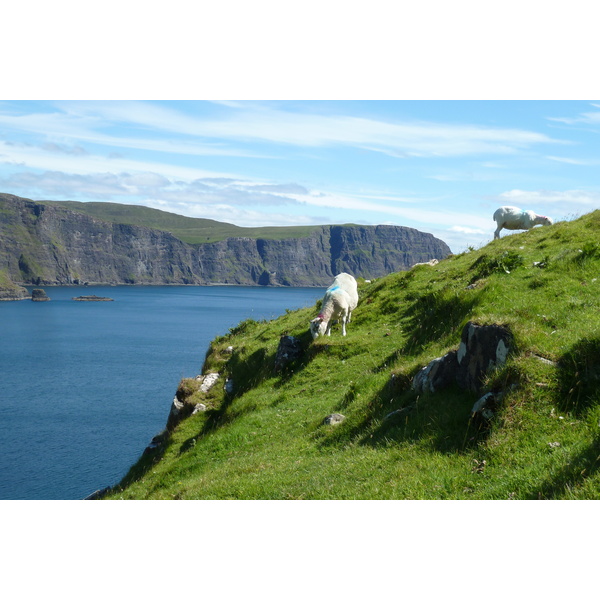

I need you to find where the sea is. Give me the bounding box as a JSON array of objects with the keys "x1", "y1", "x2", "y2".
[{"x1": 0, "y1": 285, "x2": 322, "y2": 500}]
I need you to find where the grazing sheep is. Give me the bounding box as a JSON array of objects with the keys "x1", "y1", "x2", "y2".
[
  {"x1": 310, "y1": 273, "x2": 358, "y2": 339},
  {"x1": 411, "y1": 258, "x2": 439, "y2": 268},
  {"x1": 493, "y1": 206, "x2": 553, "y2": 239}
]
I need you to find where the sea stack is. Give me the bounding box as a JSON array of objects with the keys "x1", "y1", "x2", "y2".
[{"x1": 32, "y1": 289, "x2": 50, "y2": 301}]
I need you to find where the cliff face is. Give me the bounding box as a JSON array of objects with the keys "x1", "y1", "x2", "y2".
[{"x1": 0, "y1": 193, "x2": 451, "y2": 287}]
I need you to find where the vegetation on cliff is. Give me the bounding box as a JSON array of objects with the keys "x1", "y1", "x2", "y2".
[
  {"x1": 40, "y1": 200, "x2": 321, "y2": 244},
  {"x1": 0, "y1": 269, "x2": 29, "y2": 300},
  {"x1": 1, "y1": 193, "x2": 450, "y2": 286},
  {"x1": 107, "y1": 211, "x2": 600, "y2": 499}
]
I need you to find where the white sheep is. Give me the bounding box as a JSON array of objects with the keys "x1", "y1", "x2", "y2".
[
  {"x1": 493, "y1": 206, "x2": 553, "y2": 239},
  {"x1": 310, "y1": 273, "x2": 358, "y2": 339}
]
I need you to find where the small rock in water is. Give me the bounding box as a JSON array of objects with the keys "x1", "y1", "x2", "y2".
[{"x1": 31, "y1": 289, "x2": 50, "y2": 302}]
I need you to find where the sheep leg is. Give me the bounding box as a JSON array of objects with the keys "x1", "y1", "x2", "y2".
[
  {"x1": 341, "y1": 309, "x2": 349, "y2": 336},
  {"x1": 494, "y1": 225, "x2": 502, "y2": 239}
]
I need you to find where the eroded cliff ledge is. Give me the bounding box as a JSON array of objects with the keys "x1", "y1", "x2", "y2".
[{"x1": 1, "y1": 193, "x2": 451, "y2": 287}]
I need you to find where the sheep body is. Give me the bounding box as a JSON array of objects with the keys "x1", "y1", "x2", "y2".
[
  {"x1": 493, "y1": 206, "x2": 553, "y2": 239},
  {"x1": 310, "y1": 273, "x2": 358, "y2": 339}
]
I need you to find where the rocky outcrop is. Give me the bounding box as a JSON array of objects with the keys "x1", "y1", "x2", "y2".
[
  {"x1": 166, "y1": 373, "x2": 220, "y2": 431},
  {"x1": 382, "y1": 322, "x2": 514, "y2": 425},
  {"x1": 31, "y1": 289, "x2": 50, "y2": 301},
  {"x1": 412, "y1": 321, "x2": 513, "y2": 396},
  {"x1": 274, "y1": 335, "x2": 303, "y2": 371},
  {"x1": 0, "y1": 280, "x2": 30, "y2": 300},
  {"x1": 0, "y1": 193, "x2": 451, "y2": 287}
]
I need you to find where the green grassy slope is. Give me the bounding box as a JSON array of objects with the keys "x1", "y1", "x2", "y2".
[
  {"x1": 108, "y1": 211, "x2": 600, "y2": 499},
  {"x1": 39, "y1": 200, "x2": 323, "y2": 244}
]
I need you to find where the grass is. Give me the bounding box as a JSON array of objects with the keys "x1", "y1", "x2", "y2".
[{"x1": 106, "y1": 211, "x2": 600, "y2": 499}]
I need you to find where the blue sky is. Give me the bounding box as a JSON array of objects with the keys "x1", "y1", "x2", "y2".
[{"x1": 1, "y1": 100, "x2": 599, "y2": 252}]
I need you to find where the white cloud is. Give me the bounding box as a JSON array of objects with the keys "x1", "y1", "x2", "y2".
[
  {"x1": 0, "y1": 140, "x2": 236, "y2": 182},
  {"x1": 547, "y1": 105, "x2": 600, "y2": 126},
  {"x1": 449, "y1": 225, "x2": 487, "y2": 235},
  {"x1": 499, "y1": 188, "x2": 600, "y2": 206},
  {"x1": 546, "y1": 155, "x2": 599, "y2": 166},
  {"x1": 0, "y1": 101, "x2": 563, "y2": 162}
]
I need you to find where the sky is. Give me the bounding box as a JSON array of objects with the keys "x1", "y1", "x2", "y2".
[{"x1": 2, "y1": 99, "x2": 600, "y2": 253}]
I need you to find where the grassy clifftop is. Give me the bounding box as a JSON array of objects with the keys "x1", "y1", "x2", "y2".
[
  {"x1": 40, "y1": 200, "x2": 322, "y2": 244},
  {"x1": 108, "y1": 211, "x2": 600, "y2": 499}
]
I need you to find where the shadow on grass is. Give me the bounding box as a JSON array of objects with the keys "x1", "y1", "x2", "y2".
[
  {"x1": 318, "y1": 373, "x2": 485, "y2": 455},
  {"x1": 528, "y1": 435, "x2": 600, "y2": 499},
  {"x1": 400, "y1": 288, "x2": 481, "y2": 355},
  {"x1": 360, "y1": 385, "x2": 485, "y2": 454},
  {"x1": 556, "y1": 337, "x2": 600, "y2": 416}
]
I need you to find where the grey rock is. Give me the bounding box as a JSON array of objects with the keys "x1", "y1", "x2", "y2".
[
  {"x1": 384, "y1": 404, "x2": 415, "y2": 421},
  {"x1": 166, "y1": 396, "x2": 187, "y2": 431},
  {"x1": 84, "y1": 486, "x2": 112, "y2": 500},
  {"x1": 198, "y1": 372, "x2": 220, "y2": 393},
  {"x1": 455, "y1": 322, "x2": 512, "y2": 393},
  {"x1": 72, "y1": 295, "x2": 113, "y2": 301},
  {"x1": 532, "y1": 354, "x2": 556, "y2": 366},
  {"x1": 412, "y1": 351, "x2": 458, "y2": 394},
  {"x1": 411, "y1": 321, "x2": 512, "y2": 396},
  {"x1": 143, "y1": 432, "x2": 166, "y2": 454},
  {"x1": 31, "y1": 288, "x2": 50, "y2": 301},
  {"x1": 471, "y1": 392, "x2": 501, "y2": 421},
  {"x1": 274, "y1": 335, "x2": 303, "y2": 371},
  {"x1": 324, "y1": 413, "x2": 346, "y2": 425},
  {"x1": 0, "y1": 278, "x2": 29, "y2": 301}
]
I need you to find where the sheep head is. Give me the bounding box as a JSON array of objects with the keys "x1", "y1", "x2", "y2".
[{"x1": 310, "y1": 316, "x2": 327, "y2": 339}]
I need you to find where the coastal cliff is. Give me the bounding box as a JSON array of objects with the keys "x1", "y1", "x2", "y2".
[
  {"x1": 0, "y1": 269, "x2": 30, "y2": 300},
  {"x1": 0, "y1": 193, "x2": 451, "y2": 287}
]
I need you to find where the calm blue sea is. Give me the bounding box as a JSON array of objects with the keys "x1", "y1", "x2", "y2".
[{"x1": 0, "y1": 285, "x2": 322, "y2": 500}]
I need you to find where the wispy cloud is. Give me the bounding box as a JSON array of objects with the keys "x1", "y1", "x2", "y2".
[
  {"x1": 0, "y1": 140, "x2": 236, "y2": 181},
  {"x1": 547, "y1": 104, "x2": 600, "y2": 126},
  {"x1": 1, "y1": 101, "x2": 564, "y2": 162},
  {"x1": 2, "y1": 100, "x2": 597, "y2": 255},
  {"x1": 499, "y1": 188, "x2": 600, "y2": 206},
  {"x1": 0, "y1": 161, "x2": 493, "y2": 235},
  {"x1": 546, "y1": 155, "x2": 600, "y2": 166}
]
